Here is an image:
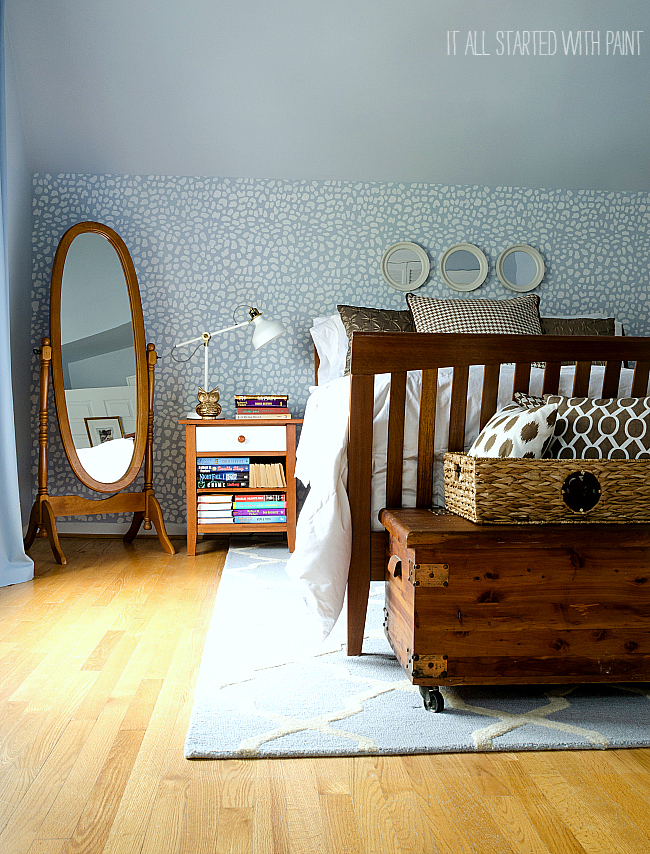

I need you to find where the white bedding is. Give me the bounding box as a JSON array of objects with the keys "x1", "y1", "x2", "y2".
[
  {"x1": 285, "y1": 364, "x2": 634, "y2": 639},
  {"x1": 76, "y1": 437, "x2": 135, "y2": 483}
]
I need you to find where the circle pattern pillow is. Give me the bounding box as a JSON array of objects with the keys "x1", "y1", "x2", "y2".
[
  {"x1": 545, "y1": 396, "x2": 650, "y2": 459},
  {"x1": 468, "y1": 403, "x2": 558, "y2": 459}
]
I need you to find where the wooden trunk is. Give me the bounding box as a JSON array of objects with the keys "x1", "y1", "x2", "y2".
[{"x1": 380, "y1": 507, "x2": 650, "y2": 687}]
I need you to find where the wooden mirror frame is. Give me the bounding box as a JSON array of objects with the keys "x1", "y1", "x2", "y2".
[
  {"x1": 24, "y1": 221, "x2": 175, "y2": 567},
  {"x1": 50, "y1": 221, "x2": 148, "y2": 492}
]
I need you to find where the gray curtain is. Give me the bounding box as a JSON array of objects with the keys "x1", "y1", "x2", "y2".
[{"x1": 0, "y1": 0, "x2": 34, "y2": 586}]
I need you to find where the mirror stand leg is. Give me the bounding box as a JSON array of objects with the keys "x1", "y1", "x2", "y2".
[
  {"x1": 40, "y1": 499, "x2": 66, "y2": 566},
  {"x1": 23, "y1": 500, "x2": 41, "y2": 552},
  {"x1": 24, "y1": 497, "x2": 67, "y2": 566},
  {"x1": 123, "y1": 512, "x2": 144, "y2": 544},
  {"x1": 147, "y1": 495, "x2": 176, "y2": 555}
]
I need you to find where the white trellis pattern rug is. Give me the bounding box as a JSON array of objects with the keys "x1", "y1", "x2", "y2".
[{"x1": 184, "y1": 538, "x2": 650, "y2": 759}]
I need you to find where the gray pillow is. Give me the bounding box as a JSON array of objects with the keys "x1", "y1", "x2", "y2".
[
  {"x1": 540, "y1": 317, "x2": 615, "y2": 337},
  {"x1": 540, "y1": 317, "x2": 615, "y2": 366},
  {"x1": 337, "y1": 305, "x2": 414, "y2": 374}
]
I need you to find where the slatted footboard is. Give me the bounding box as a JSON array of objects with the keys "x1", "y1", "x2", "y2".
[{"x1": 346, "y1": 332, "x2": 650, "y2": 655}]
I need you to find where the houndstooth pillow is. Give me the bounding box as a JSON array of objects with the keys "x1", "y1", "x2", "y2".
[
  {"x1": 545, "y1": 396, "x2": 650, "y2": 459},
  {"x1": 468, "y1": 402, "x2": 558, "y2": 459},
  {"x1": 406, "y1": 293, "x2": 542, "y2": 336},
  {"x1": 514, "y1": 391, "x2": 546, "y2": 408}
]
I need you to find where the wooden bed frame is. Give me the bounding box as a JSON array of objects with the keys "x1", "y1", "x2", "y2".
[{"x1": 345, "y1": 331, "x2": 650, "y2": 660}]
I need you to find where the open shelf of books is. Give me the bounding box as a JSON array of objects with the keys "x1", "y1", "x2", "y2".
[
  {"x1": 181, "y1": 415, "x2": 302, "y2": 555},
  {"x1": 196, "y1": 456, "x2": 288, "y2": 525}
]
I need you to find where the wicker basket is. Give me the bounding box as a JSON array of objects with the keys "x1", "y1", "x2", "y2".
[{"x1": 443, "y1": 452, "x2": 650, "y2": 524}]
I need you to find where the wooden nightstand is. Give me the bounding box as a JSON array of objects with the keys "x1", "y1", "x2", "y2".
[{"x1": 180, "y1": 418, "x2": 302, "y2": 555}]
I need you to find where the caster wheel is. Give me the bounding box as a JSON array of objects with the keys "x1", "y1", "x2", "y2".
[{"x1": 419, "y1": 685, "x2": 444, "y2": 713}]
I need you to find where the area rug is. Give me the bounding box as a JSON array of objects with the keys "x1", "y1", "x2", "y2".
[{"x1": 184, "y1": 538, "x2": 650, "y2": 759}]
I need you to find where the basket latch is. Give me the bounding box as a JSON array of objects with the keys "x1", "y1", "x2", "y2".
[{"x1": 561, "y1": 470, "x2": 602, "y2": 514}]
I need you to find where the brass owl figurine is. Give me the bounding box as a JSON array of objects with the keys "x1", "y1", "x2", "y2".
[{"x1": 196, "y1": 386, "x2": 222, "y2": 419}]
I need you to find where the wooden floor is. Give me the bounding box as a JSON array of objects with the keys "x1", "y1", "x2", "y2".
[{"x1": 1, "y1": 538, "x2": 650, "y2": 854}]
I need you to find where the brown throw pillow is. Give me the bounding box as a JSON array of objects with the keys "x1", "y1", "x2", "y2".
[{"x1": 337, "y1": 305, "x2": 414, "y2": 374}]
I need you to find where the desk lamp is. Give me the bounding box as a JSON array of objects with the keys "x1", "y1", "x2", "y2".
[{"x1": 172, "y1": 305, "x2": 286, "y2": 417}]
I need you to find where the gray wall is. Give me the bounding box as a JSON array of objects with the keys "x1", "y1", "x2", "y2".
[{"x1": 6, "y1": 1, "x2": 650, "y2": 190}]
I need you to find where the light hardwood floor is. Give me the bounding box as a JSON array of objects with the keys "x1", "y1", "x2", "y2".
[{"x1": 2, "y1": 536, "x2": 650, "y2": 854}]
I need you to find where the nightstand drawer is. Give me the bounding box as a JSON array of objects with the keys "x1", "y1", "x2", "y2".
[{"x1": 195, "y1": 425, "x2": 287, "y2": 453}]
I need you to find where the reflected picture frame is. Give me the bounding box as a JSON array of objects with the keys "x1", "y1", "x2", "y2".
[{"x1": 85, "y1": 416, "x2": 125, "y2": 447}]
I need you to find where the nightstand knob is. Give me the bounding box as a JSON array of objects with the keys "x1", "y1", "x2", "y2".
[{"x1": 238, "y1": 435, "x2": 246, "y2": 443}]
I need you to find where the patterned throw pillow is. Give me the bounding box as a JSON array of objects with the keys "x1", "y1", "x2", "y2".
[
  {"x1": 545, "y1": 396, "x2": 650, "y2": 459},
  {"x1": 468, "y1": 403, "x2": 558, "y2": 459},
  {"x1": 406, "y1": 293, "x2": 542, "y2": 336},
  {"x1": 337, "y1": 305, "x2": 414, "y2": 374},
  {"x1": 514, "y1": 391, "x2": 546, "y2": 409}
]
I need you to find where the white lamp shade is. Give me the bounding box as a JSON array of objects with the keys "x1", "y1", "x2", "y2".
[{"x1": 251, "y1": 314, "x2": 286, "y2": 349}]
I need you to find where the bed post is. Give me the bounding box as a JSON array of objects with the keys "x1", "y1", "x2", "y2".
[{"x1": 346, "y1": 371, "x2": 374, "y2": 655}]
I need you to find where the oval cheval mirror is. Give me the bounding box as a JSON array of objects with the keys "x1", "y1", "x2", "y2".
[{"x1": 24, "y1": 221, "x2": 175, "y2": 566}]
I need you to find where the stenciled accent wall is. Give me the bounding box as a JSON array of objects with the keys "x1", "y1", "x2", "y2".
[{"x1": 30, "y1": 174, "x2": 650, "y2": 530}]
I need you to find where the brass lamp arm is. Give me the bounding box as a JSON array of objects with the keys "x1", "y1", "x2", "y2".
[{"x1": 173, "y1": 319, "x2": 250, "y2": 350}]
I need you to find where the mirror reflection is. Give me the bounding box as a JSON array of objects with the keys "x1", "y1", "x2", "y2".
[
  {"x1": 502, "y1": 252, "x2": 538, "y2": 288},
  {"x1": 386, "y1": 249, "x2": 422, "y2": 286},
  {"x1": 381, "y1": 241, "x2": 430, "y2": 291},
  {"x1": 444, "y1": 250, "x2": 479, "y2": 285},
  {"x1": 440, "y1": 243, "x2": 488, "y2": 292},
  {"x1": 60, "y1": 233, "x2": 137, "y2": 481},
  {"x1": 497, "y1": 244, "x2": 545, "y2": 292}
]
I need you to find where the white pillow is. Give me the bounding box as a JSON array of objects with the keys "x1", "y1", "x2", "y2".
[
  {"x1": 310, "y1": 315, "x2": 348, "y2": 384},
  {"x1": 468, "y1": 403, "x2": 558, "y2": 459}
]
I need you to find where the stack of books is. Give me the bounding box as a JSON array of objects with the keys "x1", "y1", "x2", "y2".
[
  {"x1": 248, "y1": 462, "x2": 286, "y2": 488},
  {"x1": 234, "y1": 394, "x2": 290, "y2": 419},
  {"x1": 197, "y1": 493, "x2": 237, "y2": 523},
  {"x1": 197, "y1": 492, "x2": 287, "y2": 524},
  {"x1": 196, "y1": 457, "x2": 249, "y2": 489}
]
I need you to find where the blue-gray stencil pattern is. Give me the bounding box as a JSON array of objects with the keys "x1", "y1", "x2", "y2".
[{"x1": 30, "y1": 175, "x2": 649, "y2": 527}]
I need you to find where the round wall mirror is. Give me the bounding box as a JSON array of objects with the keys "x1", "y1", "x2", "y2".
[
  {"x1": 50, "y1": 222, "x2": 148, "y2": 492},
  {"x1": 380, "y1": 241, "x2": 430, "y2": 291},
  {"x1": 439, "y1": 243, "x2": 488, "y2": 292},
  {"x1": 496, "y1": 244, "x2": 545, "y2": 292}
]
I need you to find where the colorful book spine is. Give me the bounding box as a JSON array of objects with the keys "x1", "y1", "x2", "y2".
[
  {"x1": 232, "y1": 493, "x2": 285, "y2": 502},
  {"x1": 232, "y1": 508, "x2": 286, "y2": 516},
  {"x1": 234, "y1": 413, "x2": 291, "y2": 420},
  {"x1": 196, "y1": 464, "x2": 249, "y2": 472},
  {"x1": 232, "y1": 501, "x2": 286, "y2": 509},
  {"x1": 195, "y1": 471, "x2": 246, "y2": 481},
  {"x1": 235, "y1": 406, "x2": 289, "y2": 414},
  {"x1": 197, "y1": 479, "x2": 249, "y2": 488},
  {"x1": 234, "y1": 397, "x2": 288, "y2": 407},
  {"x1": 197, "y1": 457, "x2": 250, "y2": 466},
  {"x1": 233, "y1": 515, "x2": 287, "y2": 523}
]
